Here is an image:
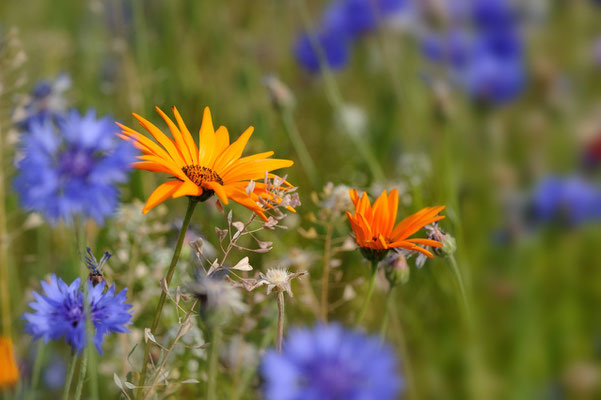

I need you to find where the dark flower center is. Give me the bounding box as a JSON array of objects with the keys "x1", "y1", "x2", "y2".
[
  {"x1": 306, "y1": 362, "x2": 360, "y2": 398},
  {"x1": 59, "y1": 147, "x2": 95, "y2": 178},
  {"x1": 182, "y1": 165, "x2": 223, "y2": 186}
]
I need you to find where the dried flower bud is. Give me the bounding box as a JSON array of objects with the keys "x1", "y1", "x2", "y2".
[{"x1": 383, "y1": 252, "x2": 409, "y2": 287}]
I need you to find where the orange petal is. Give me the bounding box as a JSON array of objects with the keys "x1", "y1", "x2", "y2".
[
  {"x1": 132, "y1": 113, "x2": 186, "y2": 167},
  {"x1": 172, "y1": 106, "x2": 199, "y2": 164},
  {"x1": 155, "y1": 106, "x2": 193, "y2": 165},
  {"x1": 143, "y1": 181, "x2": 182, "y2": 214}
]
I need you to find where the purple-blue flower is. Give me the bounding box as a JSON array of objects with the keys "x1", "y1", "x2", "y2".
[
  {"x1": 531, "y1": 176, "x2": 601, "y2": 226},
  {"x1": 294, "y1": 30, "x2": 352, "y2": 74},
  {"x1": 14, "y1": 74, "x2": 71, "y2": 130},
  {"x1": 14, "y1": 109, "x2": 136, "y2": 224},
  {"x1": 261, "y1": 324, "x2": 403, "y2": 400},
  {"x1": 420, "y1": 0, "x2": 526, "y2": 105},
  {"x1": 294, "y1": 0, "x2": 408, "y2": 73},
  {"x1": 23, "y1": 274, "x2": 132, "y2": 354}
]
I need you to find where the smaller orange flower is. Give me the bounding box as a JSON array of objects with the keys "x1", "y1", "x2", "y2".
[
  {"x1": 346, "y1": 189, "x2": 445, "y2": 261},
  {"x1": 0, "y1": 337, "x2": 19, "y2": 388}
]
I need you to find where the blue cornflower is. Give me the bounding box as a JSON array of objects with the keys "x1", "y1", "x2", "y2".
[
  {"x1": 14, "y1": 109, "x2": 136, "y2": 224},
  {"x1": 420, "y1": 0, "x2": 526, "y2": 105},
  {"x1": 261, "y1": 324, "x2": 403, "y2": 400},
  {"x1": 14, "y1": 74, "x2": 71, "y2": 130},
  {"x1": 23, "y1": 274, "x2": 132, "y2": 354},
  {"x1": 294, "y1": 0, "x2": 408, "y2": 73},
  {"x1": 531, "y1": 176, "x2": 601, "y2": 226},
  {"x1": 294, "y1": 29, "x2": 352, "y2": 73}
]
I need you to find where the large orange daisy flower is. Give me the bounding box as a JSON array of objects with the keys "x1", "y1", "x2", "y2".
[
  {"x1": 118, "y1": 106, "x2": 294, "y2": 220},
  {"x1": 346, "y1": 189, "x2": 445, "y2": 260}
]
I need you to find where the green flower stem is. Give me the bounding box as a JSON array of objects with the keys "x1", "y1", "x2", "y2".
[
  {"x1": 62, "y1": 353, "x2": 79, "y2": 400},
  {"x1": 356, "y1": 260, "x2": 379, "y2": 325},
  {"x1": 73, "y1": 349, "x2": 88, "y2": 400},
  {"x1": 448, "y1": 254, "x2": 471, "y2": 322},
  {"x1": 74, "y1": 219, "x2": 99, "y2": 400},
  {"x1": 320, "y1": 214, "x2": 335, "y2": 322},
  {"x1": 136, "y1": 197, "x2": 197, "y2": 399},
  {"x1": 276, "y1": 291, "x2": 285, "y2": 353},
  {"x1": 25, "y1": 341, "x2": 45, "y2": 400},
  {"x1": 207, "y1": 324, "x2": 222, "y2": 400}
]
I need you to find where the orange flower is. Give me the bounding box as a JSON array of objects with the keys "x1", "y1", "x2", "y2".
[
  {"x1": 118, "y1": 107, "x2": 294, "y2": 220},
  {"x1": 0, "y1": 337, "x2": 19, "y2": 388},
  {"x1": 346, "y1": 189, "x2": 445, "y2": 260}
]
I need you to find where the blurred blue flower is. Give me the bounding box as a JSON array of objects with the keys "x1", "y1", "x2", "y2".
[
  {"x1": 420, "y1": 0, "x2": 525, "y2": 105},
  {"x1": 23, "y1": 274, "x2": 132, "y2": 354},
  {"x1": 531, "y1": 176, "x2": 601, "y2": 226},
  {"x1": 294, "y1": 0, "x2": 408, "y2": 73},
  {"x1": 14, "y1": 74, "x2": 71, "y2": 130},
  {"x1": 14, "y1": 109, "x2": 136, "y2": 224},
  {"x1": 261, "y1": 324, "x2": 403, "y2": 400},
  {"x1": 295, "y1": 30, "x2": 351, "y2": 74},
  {"x1": 471, "y1": 0, "x2": 516, "y2": 31}
]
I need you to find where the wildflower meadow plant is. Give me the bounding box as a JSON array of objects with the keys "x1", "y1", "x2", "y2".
[
  {"x1": 261, "y1": 324, "x2": 403, "y2": 400},
  {"x1": 346, "y1": 188, "x2": 445, "y2": 323},
  {"x1": 119, "y1": 105, "x2": 296, "y2": 397},
  {"x1": 14, "y1": 109, "x2": 136, "y2": 224},
  {"x1": 23, "y1": 274, "x2": 132, "y2": 354}
]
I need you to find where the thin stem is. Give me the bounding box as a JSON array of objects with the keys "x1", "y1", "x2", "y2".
[
  {"x1": 320, "y1": 214, "x2": 335, "y2": 322},
  {"x1": 379, "y1": 285, "x2": 395, "y2": 340},
  {"x1": 62, "y1": 353, "x2": 79, "y2": 400},
  {"x1": 73, "y1": 349, "x2": 89, "y2": 400},
  {"x1": 207, "y1": 324, "x2": 222, "y2": 400},
  {"x1": 136, "y1": 198, "x2": 198, "y2": 399},
  {"x1": 356, "y1": 260, "x2": 379, "y2": 325},
  {"x1": 448, "y1": 254, "x2": 471, "y2": 322},
  {"x1": 280, "y1": 108, "x2": 319, "y2": 188},
  {"x1": 74, "y1": 218, "x2": 99, "y2": 400},
  {"x1": 25, "y1": 341, "x2": 45, "y2": 400},
  {"x1": 276, "y1": 292, "x2": 285, "y2": 353}
]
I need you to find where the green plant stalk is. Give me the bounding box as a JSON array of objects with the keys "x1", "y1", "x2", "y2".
[
  {"x1": 24, "y1": 341, "x2": 45, "y2": 400},
  {"x1": 74, "y1": 219, "x2": 99, "y2": 400},
  {"x1": 448, "y1": 254, "x2": 471, "y2": 322},
  {"x1": 379, "y1": 285, "x2": 395, "y2": 339},
  {"x1": 62, "y1": 353, "x2": 79, "y2": 400},
  {"x1": 320, "y1": 214, "x2": 335, "y2": 322},
  {"x1": 73, "y1": 349, "x2": 89, "y2": 400},
  {"x1": 207, "y1": 324, "x2": 222, "y2": 400},
  {"x1": 280, "y1": 108, "x2": 319, "y2": 188},
  {"x1": 293, "y1": 0, "x2": 385, "y2": 182},
  {"x1": 136, "y1": 197, "x2": 198, "y2": 399},
  {"x1": 276, "y1": 291, "x2": 285, "y2": 353},
  {"x1": 356, "y1": 260, "x2": 379, "y2": 325}
]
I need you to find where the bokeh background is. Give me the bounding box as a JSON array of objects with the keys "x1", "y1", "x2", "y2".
[{"x1": 2, "y1": 0, "x2": 601, "y2": 399}]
